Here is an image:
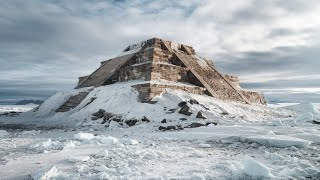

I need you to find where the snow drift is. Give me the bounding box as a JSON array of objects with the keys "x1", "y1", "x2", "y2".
[{"x1": 27, "y1": 81, "x2": 288, "y2": 129}]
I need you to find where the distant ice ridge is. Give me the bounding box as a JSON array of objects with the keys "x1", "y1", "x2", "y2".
[
  {"x1": 284, "y1": 102, "x2": 319, "y2": 114},
  {"x1": 0, "y1": 104, "x2": 38, "y2": 112}
]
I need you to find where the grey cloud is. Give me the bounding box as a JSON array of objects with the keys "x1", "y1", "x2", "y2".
[
  {"x1": 267, "y1": 28, "x2": 297, "y2": 38},
  {"x1": 242, "y1": 78, "x2": 320, "y2": 90},
  {"x1": 215, "y1": 45, "x2": 320, "y2": 78},
  {"x1": 275, "y1": 0, "x2": 320, "y2": 13},
  {"x1": 230, "y1": 0, "x2": 320, "y2": 24},
  {"x1": 0, "y1": 0, "x2": 319, "y2": 103}
]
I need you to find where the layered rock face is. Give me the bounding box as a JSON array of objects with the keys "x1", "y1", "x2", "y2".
[{"x1": 75, "y1": 38, "x2": 266, "y2": 105}]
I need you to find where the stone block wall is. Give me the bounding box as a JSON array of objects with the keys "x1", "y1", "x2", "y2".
[
  {"x1": 134, "y1": 48, "x2": 154, "y2": 64},
  {"x1": 77, "y1": 37, "x2": 266, "y2": 105},
  {"x1": 153, "y1": 48, "x2": 174, "y2": 64},
  {"x1": 225, "y1": 75, "x2": 239, "y2": 84},
  {"x1": 132, "y1": 83, "x2": 206, "y2": 102},
  {"x1": 224, "y1": 74, "x2": 241, "y2": 90},
  {"x1": 150, "y1": 64, "x2": 189, "y2": 82},
  {"x1": 114, "y1": 43, "x2": 193, "y2": 84},
  {"x1": 242, "y1": 91, "x2": 267, "y2": 105},
  {"x1": 176, "y1": 53, "x2": 246, "y2": 103},
  {"x1": 118, "y1": 64, "x2": 152, "y2": 81},
  {"x1": 78, "y1": 75, "x2": 89, "y2": 86},
  {"x1": 207, "y1": 70, "x2": 245, "y2": 102}
]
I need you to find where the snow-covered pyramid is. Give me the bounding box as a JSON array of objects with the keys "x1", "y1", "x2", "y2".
[
  {"x1": 57, "y1": 38, "x2": 265, "y2": 114},
  {"x1": 30, "y1": 81, "x2": 285, "y2": 130},
  {"x1": 26, "y1": 38, "x2": 320, "y2": 129}
]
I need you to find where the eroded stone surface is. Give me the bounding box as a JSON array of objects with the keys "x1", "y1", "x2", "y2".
[{"x1": 73, "y1": 38, "x2": 265, "y2": 107}]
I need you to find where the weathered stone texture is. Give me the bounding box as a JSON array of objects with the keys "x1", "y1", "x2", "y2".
[
  {"x1": 175, "y1": 52, "x2": 246, "y2": 103},
  {"x1": 78, "y1": 75, "x2": 89, "y2": 85},
  {"x1": 76, "y1": 54, "x2": 134, "y2": 88},
  {"x1": 150, "y1": 64, "x2": 189, "y2": 82},
  {"x1": 118, "y1": 64, "x2": 152, "y2": 82},
  {"x1": 132, "y1": 83, "x2": 206, "y2": 102},
  {"x1": 56, "y1": 91, "x2": 91, "y2": 112},
  {"x1": 75, "y1": 37, "x2": 266, "y2": 105},
  {"x1": 242, "y1": 91, "x2": 266, "y2": 105}
]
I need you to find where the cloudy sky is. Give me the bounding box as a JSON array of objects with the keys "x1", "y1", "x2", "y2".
[{"x1": 1, "y1": 0, "x2": 320, "y2": 104}]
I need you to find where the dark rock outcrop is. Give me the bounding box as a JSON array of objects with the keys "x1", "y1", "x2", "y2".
[
  {"x1": 196, "y1": 111, "x2": 207, "y2": 119},
  {"x1": 92, "y1": 109, "x2": 106, "y2": 119},
  {"x1": 179, "y1": 105, "x2": 192, "y2": 116},
  {"x1": 158, "y1": 125, "x2": 178, "y2": 131},
  {"x1": 178, "y1": 101, "x2": 187, "y2": 107},
  {"x1": 205, "y1": 122, "x2": 218, "y2": 126},
  {"x1": 166, "y1": 108, "x2": 177, "y2": 114},
  {"x1": 189, "y1": 99, "x2": 199, "y2": 105},
  {"x1": 142, "y1": 116, "x2": 150, "y2": 122},
  {"x1": 125, "y1": 119, "x2": 139, "y2": 126},
  {"x1": 313, "y1": 120, "x2": 320, "y2": 124},
  {"x1": 187, "y1": 122, "x2": 205, "y2": 128}
]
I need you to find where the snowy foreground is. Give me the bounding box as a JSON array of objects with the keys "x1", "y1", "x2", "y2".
[{"x1": 0, "y1": 83, "x2": 320, "y2": 179}]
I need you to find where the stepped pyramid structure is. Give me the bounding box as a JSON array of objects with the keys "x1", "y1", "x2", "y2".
[{"x1": 57, "y1": 38, "x2": 265, "y2": 112}]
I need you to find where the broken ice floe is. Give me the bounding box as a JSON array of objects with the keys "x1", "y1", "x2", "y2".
[
  {"x1": 243, "y1": 135, "x2": 312, "y2": 148},
  {"x1": 28, "y1": 132, "x2": 139, "y2": 154},
  {"x1": 243, "y1": 156, "x2": 272, "y2": 178},
  {"x1": 73, "y1": 132, "x2": 95, "y2": 140},
  {"x1": 68, "y1": 156, "x2": 90, "y2": 163},
  {"x1": 28, "y1": 139, "x2": 79, "y2": 153},
  {"x1": 0, "y1": 130, "x2": 9, "y2": 138},
  {"x1": 32, "y1": 166, "x2": 62, "y2": 180}
]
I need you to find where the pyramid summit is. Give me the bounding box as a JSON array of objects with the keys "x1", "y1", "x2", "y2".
[{"x1": 57, "y1": 38, "x2": 266, "y2": 112}]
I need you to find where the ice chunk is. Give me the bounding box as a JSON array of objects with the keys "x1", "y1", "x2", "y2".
[
  {"x1": 20, "y1": 130, "x2": 41, "y2": 136},
  {"x1": 98, "y1": 172, "x2": 110, "y2": 179},
  {"x1": 69, "y1": 156, "x2": 90, "y2": 163},
  {"x1": 0, "y1": 130, "x2": 9, "y2": 138},
  {"x1": 29, "y1": 139, "x2": 78, "y2": 153},
  {"x1": 29, "y1": 139, "x2": 58, "y2": 152},
  {"x1": 95, "y1": 165, "x2": 117, "y2": 174},
  {"x1": 99, "y1": 136, "x2": 119, "y2": 145},
  {"x1": 95, "y1": 149, "x2": 109, "y2": 157},
  {"x1": 245, "y1": 135, "x2": 311, "y2": 148},
  {"x1": 73, "y1": 132, "x2": 95, "y2": 140},
  {"x1": 265, "y1": 152, "x2": 286, "y2": 161},
  {"x1": 95, "y1": 165, "x2": 109, "y2": 172},
  {"x1": 279, "y1": 167, "x2": 309, "y2": 178},
  {"x1": 285, "y1": 103, "x2": 319, "y2": 114},
  {"x1": 29, "y1": 139, "x2": 53, "y2": 149},
  {"x1": 289, "y1": 133, "x2": 320, "y2": 143},
  {"x1": 267, "y1": 119, "x2": 284, "y2": 126},
  {"x1": 63, "y1": 140, "x2": 80, "y2": 149},
  {"x1": 120, "y1": 138, "x2": 139, "y2": 145},
  {"x1": 32, "y1": 166, "x2": 61, "y2": 180},
  {"x1": 77, "y1": 164, "x2": 90, "y2": 173},
  {"x1": 191, "y1": 173, "x2": 207, "y2": 179},
  {"x1": 243, "y1": 156, "x2": 272, "y2": 178},
  {"x1": 294, "y1": 112, "x2": 314, "y2": 123},
  {"x1": 198, "y1": 143, "x2": 211, "y2": 148},
  {"x1": 94, "y1": 165, "x2": 109, "y2": 172}
]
